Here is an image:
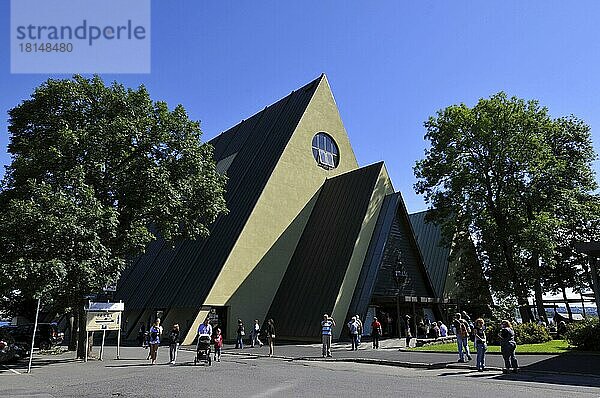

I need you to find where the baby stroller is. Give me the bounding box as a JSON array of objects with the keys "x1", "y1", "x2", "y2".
[{"x1": 194, "y1": 334, "x2": 212, "y2": 366}]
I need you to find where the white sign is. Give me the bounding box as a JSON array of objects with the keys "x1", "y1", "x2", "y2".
[
  {"x1": 86, "y1": 311, "x2": 121, "y2": 331},
  {"x1": 88, "y1": 302, "x2": 124, "y2": 311}
]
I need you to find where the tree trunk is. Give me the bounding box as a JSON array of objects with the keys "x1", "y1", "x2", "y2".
[
  {"x1": 67, "y1": 312, "x2": 77, "y2": 351},
  {"x1": 76, "y1": 300, "x2": 93, "y2": 359},
  {"x1": 516, "y1": 281, "x2": 533, "y2": 323},
  {"x1": 561, "y1": 286, "x2": 573, "y2": 320},
  {"x1": 498, "y1": 236, "x2": 533, "y2": 323},
  {"x1": 517, "y1": 303, "x2": 533, "y2": 323},
  {"x1": 534, "y1": 279, "x2": 548, "y2": 324},
  {"x1": 76, "y1": 303, "x2": 87, "y2": 359}
]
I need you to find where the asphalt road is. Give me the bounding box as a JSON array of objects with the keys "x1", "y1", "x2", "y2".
[{"x1": 2, "y1": 347, "x2": 600, "y2": 398}]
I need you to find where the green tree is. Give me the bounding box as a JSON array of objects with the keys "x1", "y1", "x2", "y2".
[
  {"x1": 414, "y1": 92, "x2": 598, "y2": 322},
  {"x1": 447, "y1": 230, "x2": 493, "y2": 319},
  {"x1": 0, "y1": 75, "x2": 228, "y2": 355}
]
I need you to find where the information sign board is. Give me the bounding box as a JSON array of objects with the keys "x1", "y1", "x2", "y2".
[{"x1": 86, "y1": 311, "x2": 121, "y2": 331}]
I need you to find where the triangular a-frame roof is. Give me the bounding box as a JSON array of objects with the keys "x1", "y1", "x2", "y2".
[
  {"x1": 116, "y1": 75, "x2": 324, "y2": 310},
  {"x1": 349, "y1": 192, "x2": 437, "y2": 320}
]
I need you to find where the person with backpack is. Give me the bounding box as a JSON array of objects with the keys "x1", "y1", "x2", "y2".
[
  {"x1": 168, "y1": 324, "x2": 180, "y2": 365},
  {"x1": 355, "y1": 314, "x2": 363, "y2": 345},
  {"x1": 148, "y1": 319, "x2": 162, "y2": 365},
  {"x1": 347, "y1": 317, "x2": 359, "y2": 351},
  {"x1": 452, "y1": 313, "x2": 472, "y2": 362},
  {"x1": 500, "y1": 320, "x2": 518, "y2": 373},
  {"x1": 473, "y1": 318, "x2": 487, "y2": 371}
]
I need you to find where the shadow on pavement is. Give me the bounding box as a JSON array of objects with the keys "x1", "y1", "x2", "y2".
[
  {"x1": 491, "y1": 371, "x2": 600, "y2": 388},
  {"x1": 520, "y1": 352, "x2": 600, "y2": 376},
  {"x1": 9, "y1": 357, "x2": 79, "y2": 371},
  {"x1": 438, "y1": 371, "x2": 474, "y2": 377},
  {"x1": 105, "y1": 363, "x2": 155, "y2": 368}
]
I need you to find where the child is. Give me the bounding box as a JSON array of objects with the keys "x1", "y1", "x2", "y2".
[{"x1": 213, "y1": 327, "x2": 223, "y2": 362}]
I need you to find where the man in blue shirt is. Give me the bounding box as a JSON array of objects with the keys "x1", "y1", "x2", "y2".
[{"x1": 321, "y1": 314, "x2": 336, "y2": 357}]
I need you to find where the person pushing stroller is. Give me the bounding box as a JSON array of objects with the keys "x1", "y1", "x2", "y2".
[{"x1": 194, "y1": 318, "x2": 213, "y2": 366}]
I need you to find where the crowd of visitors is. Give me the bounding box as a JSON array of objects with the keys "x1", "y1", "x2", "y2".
[{"x1": 137, "y1": 310, "x2": 520, "y2": 373}]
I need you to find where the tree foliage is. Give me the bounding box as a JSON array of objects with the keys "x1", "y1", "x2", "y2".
[
  {"x1": 0, "y1": 75, "x2": 228, "y2": 317},
  {"x1": 414, "y1": 92, "x2": 599, "y2": 319}
]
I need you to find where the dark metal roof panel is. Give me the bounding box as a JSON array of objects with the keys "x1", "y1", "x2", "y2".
[
  {"x1": 126, "y1": 242, "x2": 181, "y2": 310},
  {"x1": 210, "y1": 123, "x2": 241, "y2": 161},
  {"x1": 408, "y1": 211, "x2": 451, "y2": 298},
  {"x1": 265, "y1": 163, "x2": 383, "y2": 340},
  {"x1": 114, "y1": 237, "x2": 166, "y2": 305}
]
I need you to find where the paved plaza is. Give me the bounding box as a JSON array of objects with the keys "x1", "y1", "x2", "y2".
[{"x1": 2, "y1": 342, "x2": 600, "y2": 397}]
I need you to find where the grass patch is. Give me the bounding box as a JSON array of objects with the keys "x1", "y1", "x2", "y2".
[{"x1": 412, "y1": 339, "x2": 571, "y2": 354}]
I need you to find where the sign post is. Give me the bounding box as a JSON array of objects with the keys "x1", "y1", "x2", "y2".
[
  {"x1": 26, "y1": 297, "x2": 41, "y2": 373},
  {"x1": 85, "y1": 301, "x2": 124, "y2": 361},
  {"x1": 116, "y1": 310, "x2": 122, "y2": 359}
]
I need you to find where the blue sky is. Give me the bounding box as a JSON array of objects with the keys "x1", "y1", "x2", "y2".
[{"x1": 1, "y1": 1, "x2": 599, "y2": 212}]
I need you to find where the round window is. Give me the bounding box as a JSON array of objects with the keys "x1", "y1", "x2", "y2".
[{"x1": 311, "y1": 133, "x2": 339, "y2": 169}]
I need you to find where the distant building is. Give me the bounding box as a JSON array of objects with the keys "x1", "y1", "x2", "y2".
[{"x1": 115, "y1": 75, "x2": 453, "y2": 343}]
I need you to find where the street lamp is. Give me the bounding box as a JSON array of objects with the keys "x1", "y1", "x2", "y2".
[{"x1": 394, "y1": 252, "x2": 407, "y2": 340}]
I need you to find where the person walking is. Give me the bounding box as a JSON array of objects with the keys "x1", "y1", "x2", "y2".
[
  {"x1": 386, "y1": 313, "x2": 393, "y2": 336},
  {"x1": 197, "y1": 318, "x2": 213, "y2": 337},
  {"x1": 500, "y1": 320, "x2": 518, "y2": 373},
  {"x1": 438, "y1": 321, "x2": 448, "y2": 337},
  {"x1": 417, "y1": 320, "x2": 427, "y2": 338},
  {"x1": 355, "y1": 315, "x2": 363, "y2": 345},
  {"x1": 213, "y1": 327, "x2": 223, "y2": 362},
  {"x1": 473, "y1": 318, "x2": 487, "y2": 371},
  {"x1": 265, "y1": 319, "x2": 275, "y2": 357},
  {"x1": 168, "y1": 324, "x2": 180, "y2": 365},
  {"x1": 431, "y1": 322, "x2": 440, "y2": 339},
  {"x1": 452, "y1": 313, "x2": 472, "y2": 362},
  {"x1": 371, "y1": 316, "x2": 382, "y2": 349},
  {"x1": 251, "y1": 319, "x2": 263, "y2": 348},
  {"x1": 236, "y1": 319, "x2": 245, "y2": 349},
  {"x1": 321, "y1": 314, "x2": 336, "y2": 357},
  {"x1": 347, "y1": 317, "x2": 359, "y2": 351},
  {"x1": 404, "y1": 315, "x2": 412, "y2": 347},
  {"x1": 148, "y1": 319, "x2": 161, "y2": 365},
  {"x1": 137, "y1": 323, "x2": 146, "y2": 347}
]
